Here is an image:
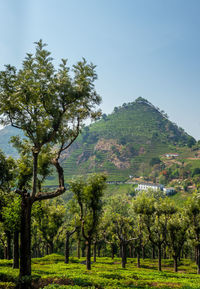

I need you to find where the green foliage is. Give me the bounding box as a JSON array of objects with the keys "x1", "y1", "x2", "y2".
[
  {"x1": 192, "y1": 168, "x2": 200, "y2": 177},
  {"x1": 149, "y1": 157, "x2": 161, "y2": 167},
  {"x1": 0, "y1": 150, "x2": 16, "y2": 191},
  {"x1": 187, "y1": 136, "x2": 196, "y2": 148},
  {"x1": 0, "y1": 98, "x2": 195, "y2": 182},
  {"x1": 46, "y1": 98, "x2": 194, "y2": 182},
  {"x1": 32, "y1": 199, "x2": 65, "y2": 250},
  {"x1": 1, "y1": 194, "x2": 21, "y2": 231},
  {"x1": 70, "y1": 173, "x2": 107, "y2": 239},
  {"x1": 2, "y1": 255, "x2": 200, "y2": 288}
]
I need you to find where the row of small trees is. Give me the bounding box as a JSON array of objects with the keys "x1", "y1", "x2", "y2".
[{"x1": 2, "y1": 157, "x2": 200, "y2": 275}]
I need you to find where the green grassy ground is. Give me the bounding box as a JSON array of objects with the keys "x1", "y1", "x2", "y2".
[{"x1": 1, "y1": 254, "x2": 200, "y2": 288}]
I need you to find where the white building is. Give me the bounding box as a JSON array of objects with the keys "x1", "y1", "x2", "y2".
[
  {"x1": 136, "y1": 183, "x2": 164, "y2": 192},
  {"x1": 165, "y1": 153, "x2": 179, "y2": 158}
]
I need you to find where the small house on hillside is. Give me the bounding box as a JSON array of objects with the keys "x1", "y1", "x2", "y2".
[
  {"x1": 136, "y1": 183, "x2": 164, "y2": 192},
  {"x1": 165, "y1": 153, "x2": 179, "y2": 158}
]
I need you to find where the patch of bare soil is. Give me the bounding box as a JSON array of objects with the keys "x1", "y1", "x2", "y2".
[{"x1": 32, "y1": 277, "x2": 73, "y2": 289}]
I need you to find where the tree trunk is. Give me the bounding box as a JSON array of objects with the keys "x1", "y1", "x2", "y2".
[
  {"x1": 77, "y1": 239, "x2": 80, "y2": 259},
  {"x1": 137, "y1": 248, "x2": 141, "y2": 268},
  {"x1": 46, "y1": 245, "x2": 49, "y2": 255},
  {"x1": 65, "y1": 232, "x2": 70, "y2": 264},
  {"x1": 81, "y1": 244, "x2": 85, "y2": 257},
  {"x1": 121, "y1": 242, "x2": 127, "y2": 269},
  {"x1": 152, "y1": 244, "x2": 155, "y2": 259},
  {"x1": 119, "y1": 243, "x2": 122, "y2": 258},
  {"x1": 93, "y1": 241, "x2": 96, "y2": 263},
  {"x1": 6, "y1": 231, "x2": 12, "y2": 260},
  {"x1": 129, "y1": 245, "x2": 132, "y2": 258},
  {"x1": 173, "y1": 256, "x2": 178, "y2": 272},
  {"x1": 142, "y1": 245, "x2": 145, "y2": 260},
  {"x1": 13, "y1": 230, "x2": 19, "y2": 269},
  {"x1": 49, "y1": 241, "x2": 54, "y2": 254},
  {"x1": 158, "y1": 244, "x2": 162, "y2": 271},
  {"x1": 111, "y1": 244, "x2": 115, "y2": 259},
  {"x1": 132, "y1": 246, "x2": 135, "y2": 258},
  {"x1": 195, "y1": 246, "x2": 198, "y2": 264},
  {"x1": 86, "y1": 240, "x2": 91, "y2": 270},
  {"x1": 197, "y1": 244, "x2": 200, "y2": 274},
  {"x1": 4, "y1": 246, "x2": 7, "y2": 259},
  {"x1": 97, "y1": 244, "x2": 101, "y2": 257},
  {"x1": 19, "y1": 195, "x2": 32, "y2": 289}
]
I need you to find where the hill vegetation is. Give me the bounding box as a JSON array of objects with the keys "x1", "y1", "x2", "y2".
[
  {"x1": 0, "y1": 97, "x2": 197, "y2": 183},
  {"x1": 57, "y1": 97, "x2": 196, "y2": 181}
]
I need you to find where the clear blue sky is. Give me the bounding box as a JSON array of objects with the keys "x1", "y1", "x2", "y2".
[{"x1": 0, "y1": 0, "x2": 200, "y2": 139}]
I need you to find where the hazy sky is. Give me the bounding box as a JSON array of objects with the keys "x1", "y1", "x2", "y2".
[{"x1": 0, "y1": 0, "x2": 200, "y2": 139}]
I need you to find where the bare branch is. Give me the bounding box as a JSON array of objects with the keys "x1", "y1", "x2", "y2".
[{"x1": 34, "y1": 187, "x2": 65, "y2": 202}]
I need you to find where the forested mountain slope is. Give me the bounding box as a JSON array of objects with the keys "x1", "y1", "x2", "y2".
[
  {"x1": 59, "y1": 97, "x2": 195, "y2": 181},
  {"x1": 0, "y1": 97, "x2": 195, "y2": 181}
]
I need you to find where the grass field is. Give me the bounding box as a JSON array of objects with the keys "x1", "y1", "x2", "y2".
[{"x1": 1, "y1": 254, "x2": 200, "y2": 288}]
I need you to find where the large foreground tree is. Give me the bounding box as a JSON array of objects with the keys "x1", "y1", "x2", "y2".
[{"x1": 0, "y1": 40, "x2": 101, "y2": 287}]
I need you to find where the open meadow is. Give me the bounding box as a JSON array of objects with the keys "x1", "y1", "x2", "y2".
[{"x1": 1, "y1": 254, "x2": 200, "y2": 289}]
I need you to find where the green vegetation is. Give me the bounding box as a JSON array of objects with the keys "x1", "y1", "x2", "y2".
[
  {"x1": 0, "y1": 97, "x2": 197, "y2": 182},
  {"x1": 0, "y1": 40, "x2": 101, "y2": 287},
  {"x1": 1, "y1": 40, "x2": 200, "y2": 289},
  {"x1": 1, "y1": 255, "x2": 200, "y2": 288},
  {"x1": 58, "y1": 97, "x2": 195, "y2": 181}
]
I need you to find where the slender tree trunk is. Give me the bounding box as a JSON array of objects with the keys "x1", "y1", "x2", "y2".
[
  {"x1": 86, "y1": 240, "x2": 91, "y2": 270},
  {"x1": 195, "y1": 246, "x2": 198, "y2": 264},
  {"x1": 81, "y1": 244, "x2": 85, "y2": 257},
  {"x1": 129, "y1": 245, "x2": 132, "y2": 258},
  {"x1": 137, "y1": 248, "x2": 141, "y2": 268},
  {"x1": 111, "y1": 244, "x2": 115, "y2": 259},
  {"x1": 37, "y1": 241, "x2": 42, "y2": 258},
  {"x1": 4, "y1": 246, "x2": 7, "y2": 259},
  {"x1": 93, "y1": 241, "x2": 97, "y2": 263},
  {"x1": 152, "y1": 244, "x2": 155, "y2": 259},
  {"x1": 173, "y1": 256, "x2": 178, "y2": 272},
  {"x1": 97, "y1": 244, "x2": 101, "y2": 257},
  {"x1": 49, "y1": 241, "x2": 54, "y2": 254},
  {"x1": 181, "y1": 248, "x2": 184, "y2": 259},
  {"x1": 121, "y1": 243, "x2": 127, "y2": 269},
  {"x1": 197, "y1": 244, "x2": 200, "y2": 274},
  {"x1": 65, "y1": 232, "x2": 70, "y2": 264},
  {"x1": 142, "y1": 245, "x2": 145, "y2": 260},
  {"x1": 132, "y1": 246, "x2": 135, "y2": 258},
  {"x1": 158, "y1": 244, "x2": 162, "y2": 272},
  {"x1": 13, "y1": 230, "x2": 19, "y2": 269},
  {"x1": 19, "y1": 195, "x2": 32, "y2": 289},
  {"x1": 119, "y1": 243, "x2": 122, "y2": 258},
  {"x1": 6, "y1": 231, "x2": 12, "y2": 260},
  {"x1": 163, "y1": 244, "x2": 167, "y2": 259},
  {"x1": 77, "y1": 239, "x2": 80, "y2": 259}
]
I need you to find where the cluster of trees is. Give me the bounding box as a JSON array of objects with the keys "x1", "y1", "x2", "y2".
[
  {"x1": 2, "y1": 182, "x2": 200, "y2": 276},
  {"x1": 148, "y1": 158, "x2": 200, "y2": 190},
  {"x1": 158, "y1": 163, "x2": 200, "y2": 188}
]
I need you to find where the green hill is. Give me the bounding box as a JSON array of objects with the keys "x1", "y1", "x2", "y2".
[
  {"x1": 0, "y1": 97, "x2": 196, "y2": 182},
  {"x1": 58, "y1": 97, "x2": 195, "y2": 181}
]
